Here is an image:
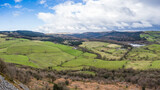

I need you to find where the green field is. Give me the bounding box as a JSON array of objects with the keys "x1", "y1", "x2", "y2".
[
  {"x1": 0, "y1": 36, "x2": 128, "y2": 70},
  {"x1": 140, "y1": 31, "x2": 160, "y2": 43},
  {"x1": 1, "y1": 34, "x2": 160, "y2": 71},
  {"x1": 0, "y1": 55, "x2": 38, "y2": 67},
  {"x1": 150, "y1": 61, "x2": 160, "y2": 69},
  {"x1": 125, "y1": 61, "x2": 152, "y2": 70},
  {"x1": 80, "y1": 41, "x2": 128, "y2": 60},
  {"x1": 0, "y1": 37, "x2": 81, "y2": 68},
  {"x1": 126, "y1": 44, "x2": 160, "y2": 60},
  {"x1": 62, "y1": 57, "x2": 127, "y2": 69}
]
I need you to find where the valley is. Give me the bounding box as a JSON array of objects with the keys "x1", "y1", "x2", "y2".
[{"x1": 0, "y1": 31, "x2": 160, "y2": 89}]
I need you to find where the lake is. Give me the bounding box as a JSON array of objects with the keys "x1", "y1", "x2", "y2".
[{"x1": 129, "y1": 43, "x2": 145, "y2": 47}]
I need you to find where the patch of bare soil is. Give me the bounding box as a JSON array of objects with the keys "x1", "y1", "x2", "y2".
[{"x1": 55, "y1": 78, "x2": 141, "y2": 90}]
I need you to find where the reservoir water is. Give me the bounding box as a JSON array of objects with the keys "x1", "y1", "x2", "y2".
[{"x1": 129, "y1": 43, "x2": 145, "y2": 47}]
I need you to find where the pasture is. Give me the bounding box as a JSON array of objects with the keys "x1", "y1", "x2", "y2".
[
  {"x1": 140, "y1": 31, "x2": 160, "y2": 43},
  {"x1": 0, "y1": 36, "x2": 80, "y2": 68},
  {"x1": 150, "y1": 61, "x2": 160, "y2": 69},
  {"x1": 62, "y1": 57, "x2": 127, "y2": 69},
  {"x1": 126, "y1": 44, "x2": 160, "y2": 60},
  {"x1": 1, "y1": 35, "x2": 160, "y2": 71},
  {"x1": 80, "y1": 41, "x2": 128, "y2": 60},
  {"x1": 125, "y1": 61, "x2": 152, "y2": 70}
]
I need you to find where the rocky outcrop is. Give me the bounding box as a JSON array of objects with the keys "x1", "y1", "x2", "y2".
[
  {"x1": 0, "y1": 75, "x2": 29, "y2": 90},
  {"x1": 0, "y1": 75, "x2": 18, "y2": 90}
]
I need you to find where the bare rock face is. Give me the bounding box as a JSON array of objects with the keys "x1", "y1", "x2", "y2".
[
  {"x1": 0, "y1": 75, "x2": 29, "y2": 90},
  {"x1": 0, "y1": 75, "x2": 20, "y2": 90},
  {"x1": 15, "y1": 81, "x2": 29, "y2": 90},
  {"x1": 0, "y1": 75, "x2": 30, "y2": 90}
]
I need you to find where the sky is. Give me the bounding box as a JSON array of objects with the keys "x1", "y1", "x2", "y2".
[{"x1": 0, "y1": 0, "x2": 160, "y2": 33}]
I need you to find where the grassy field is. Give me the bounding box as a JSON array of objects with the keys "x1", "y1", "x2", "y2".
[
  {"x1": 140, "y1": 31, "x2": 160, "y2": 43},
  {"x1": 52, "y1": 66, "x2": 85, "y2": 71},
  {"x1": 43, "y1": 42, "x2": 83, "y2": 56},
  {"x1": 0, "y1": 55, "x2": 38, "y2": 67},
  {"x1": 125, "y1": 61, "x2": 152, "y2": 70},
  {"x1": 0, "y1": 36, "x2": 81, "y2": 68},
  {"x1": 28, "y1": 53, "x2": 74, "y2": 68},
  {"x1": 62, "y1": 57, "x2": 127, "y2": 69},
  {"x1": 80, "y1": 41, "x2": 128, "y2": 60},
  {"x1": 1, "y1": 34, "x2": 160, "y2": 71},
  {"x1": 150, "y1": 61, "x2": 160, "y2": 69},
  {"x1": 126, "y1": 44, "x2": 160, "y2": 60}
]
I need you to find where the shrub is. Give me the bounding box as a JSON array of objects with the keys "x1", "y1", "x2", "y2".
[{"x1": 0, "y1": 59, "x2": 7, "y2": 73}]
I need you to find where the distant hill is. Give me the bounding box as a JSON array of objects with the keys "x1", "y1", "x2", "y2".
[
  {"x1": 0, "y1": 30, "x2": 45, "y2": 37},
  {"x1": 0, "y1": 30, "x2": 65, "y2": 43},
  {"x1": 68, "y1": 31, "x2": 145, "y2": 41}
]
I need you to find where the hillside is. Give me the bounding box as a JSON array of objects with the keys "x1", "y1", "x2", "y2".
[
  {"x1": 1, "y1": 32, "x2": 160, "y2": 70},
  {"x1": 140, "y1": 31, "x2": 160, "y2": 43},
  {"x1": 68, "y1": 31, "x2": 144, "y2": 41},
  {"x1": 1, "y1": 31, "x2": 160, "y2": 89}
]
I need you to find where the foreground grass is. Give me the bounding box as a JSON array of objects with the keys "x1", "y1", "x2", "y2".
[
  {"x1": 125, "y1": 61, "x2": 152, "y2": 70},
  {"x1": 150, "y1": 61, "x2": 160, "y2": 69},
  {"x1": 0, "y1": 55, "x2": 38, "y2": 68},
  {"x1": 52, "y1": 66, "x2": 85, "y2": 71},
  {"x1": 76, "y1": 71, "x2": 96, "y2": 75},
  {"x1": 62, "y1": 57, "x2": 127, "y2": 69}
]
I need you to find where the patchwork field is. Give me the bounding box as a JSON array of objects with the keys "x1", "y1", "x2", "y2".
[
  {"x1": 140, "y1": 31, "x2": 160, "y2": 43},
  {"x1": 0, "y1": 37, "x2": 80, "y2": 68},
  {"x1": 80, "y1": 41, "x2": 128, "y2": 60},
  {"x1": 1, "y1": 35, "x2": 160, "y2": 71},
  {"x1": 126, "y1": 44, "x2": 160, "y2": 60}
]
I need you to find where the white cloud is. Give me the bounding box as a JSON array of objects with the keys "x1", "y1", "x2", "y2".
[
  {"x1": 40, "y1": 0, "x2": 46, "y2": 4},
  {"x1": 14, "y1": 0, "x2": 22, "y2": 3},
  {"x1": 37, "y1": 0, "x2": 160, "y2": 33},
  {"x1": 132, "y1": 21, "x2": 152, "y2": 28},
  {"x1": 14, "y1": 5, "x2": 22, "y2": 8},
  {"x1": 39, "y1": 0, "x2": 48, "y2": 7},
  {"x1": 1, "y1": 3, "x2": 12, "y2": 8}
]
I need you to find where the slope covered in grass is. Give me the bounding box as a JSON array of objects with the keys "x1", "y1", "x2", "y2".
[
  {"x1": 0, "y1": 37, "x2": 78, "y2": 68},
  {"x1": 0, "y1": 55, "x2": 38, "y2": 67},
  {"x1": 140, "y1": 31, "x2": 160, "y2": 43},
  {"x1": 126, "y1": 44, "x2": 160, "y2": 60},
  {"x1": 80, "y1": 41, "x2": 128, "y2": 60},
  {"x1": 62, "y1": 57, "x2": 127, "y2": 69},
  {"x1": 150, "y1": 61, "x2": 160, "y2": 69},
  {"x1": 43, "y1": 42, "x2": 83, "y2": 56},
  {"x1": 7, "y1": 41, "x2": 62, "y2": 55},
  {"x1": 125, "y1": 61, "x2": 152, "y2": 70},
  {"x1": 28, "y1": 53, "x2": 74, "y2": 68},
  {"x1": 1, "y1": 34, "x2": 160, "y2": 71}
]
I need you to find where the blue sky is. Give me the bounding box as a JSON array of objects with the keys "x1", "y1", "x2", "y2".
[{"x1": 0, "y1": 0, "x2": 160, "y2": 33}]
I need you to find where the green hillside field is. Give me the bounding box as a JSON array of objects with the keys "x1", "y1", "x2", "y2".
[{"x1": 1, "y1": 35, "x2": 160, "y2": 71}]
